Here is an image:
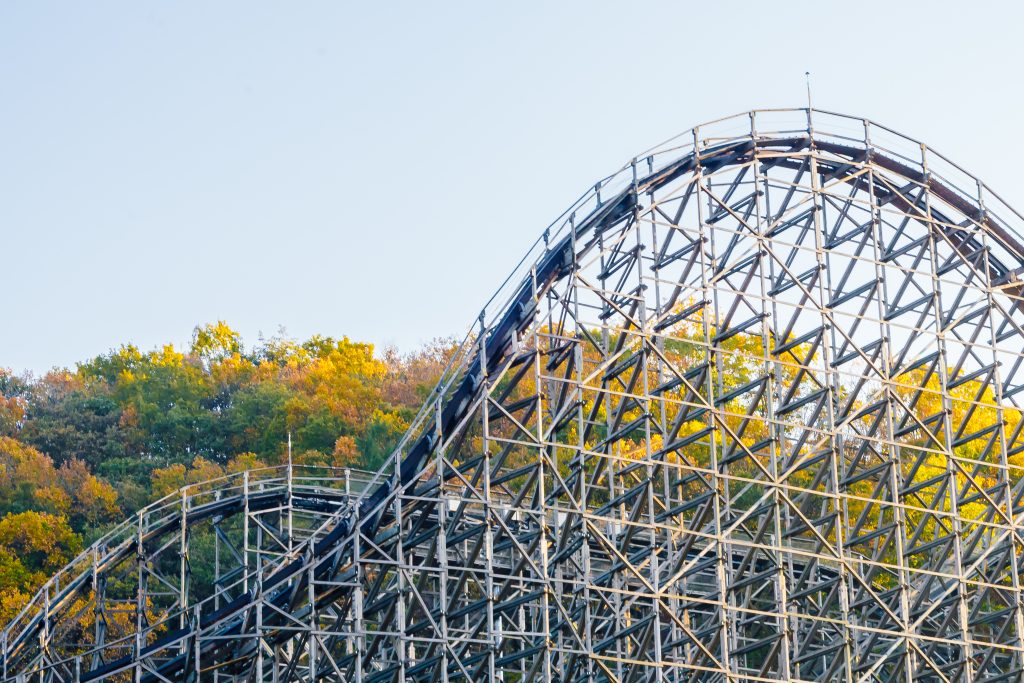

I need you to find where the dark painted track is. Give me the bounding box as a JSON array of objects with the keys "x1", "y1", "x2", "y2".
[{"x1": 7, "y1": 111, "x2": 1024, "y2": 682}]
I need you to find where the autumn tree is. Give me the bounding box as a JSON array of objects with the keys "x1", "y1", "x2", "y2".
[{"x1": 0, "y1": 511, "x2": 82, "y2": 622}]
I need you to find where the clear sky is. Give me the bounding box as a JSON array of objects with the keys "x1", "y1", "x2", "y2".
[{"x1": 3, "y1": 1, "x2": 1023, "y2": 374}]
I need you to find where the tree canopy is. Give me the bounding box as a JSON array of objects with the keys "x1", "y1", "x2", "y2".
[{"x1": 0, "y1": 323, "x2": 454, "y2": 621}]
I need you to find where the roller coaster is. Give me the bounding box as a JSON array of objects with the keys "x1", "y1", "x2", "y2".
[{"x1": 7, "y1": 108, "x2": 1024, "y2": 682}]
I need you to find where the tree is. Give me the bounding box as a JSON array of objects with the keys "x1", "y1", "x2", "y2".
[
  {"x1": 0, "y1": 437, "x2": 120, "y2": 531},
  {"x1": 150, "y1": 456, "x2": 226, "y2": 499},
  {"x1": 20, "y1": 371, "x2": 129, "y2": 469},
  {"x1": 0, "y1": 369, "x2": 27, "y2": 436},
  {"x1": 0, "y1": 511, "x2": 82, "y2": 622},
  {"x1": 191, "y1": 321, "x2": 243, "y2": 363}
]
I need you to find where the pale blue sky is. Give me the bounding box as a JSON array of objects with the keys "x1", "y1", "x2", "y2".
[{"x1": 3, "y1": 1, "x2": 1023, "y2": 374}]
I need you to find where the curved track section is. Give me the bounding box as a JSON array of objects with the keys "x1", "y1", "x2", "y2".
[{"x1": 9, "y1": 109, "x2": 1024, "y2": 682}]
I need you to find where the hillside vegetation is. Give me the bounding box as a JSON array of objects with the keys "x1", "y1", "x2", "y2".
[{"x1": 0, "y1": 322, "x2": 453, "y2": 620}]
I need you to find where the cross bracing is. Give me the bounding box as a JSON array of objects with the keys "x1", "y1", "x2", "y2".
[{"x1": 6, "y1": 108, "x2": 1024, "y2": 682}]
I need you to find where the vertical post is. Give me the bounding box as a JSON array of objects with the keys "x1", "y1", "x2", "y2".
[
  {"x1": 353, "y1": 505, "x2": 364, "y2": 683},
  {"x1": 255, "y1": 577, "x2": 264, "y2": 682},
  {"x1": 193, "y1": 603, "x2": 202, "y2": 683},
  {"x1": 394, "y1": 459, "x2": 409, "y2": 682},
  {"x1": 862, "y1": 117, "x2": 913, "y2": 683},
  {"x1": 179, "y1": 486, "x2": 190, "y2": 640},
  {"x1": 306, "y1": 545, "x2": 317, "y2": 683},
  {"x1": 475, "y1": 309, "x2": 498, "y2": 683},
  {"x1": 691, "y1": 124, "x2": 731, "y2": 681},
  {"x1": 920, "y1": 141, "x2": 975, "y2": 683},
  {"x1": 243, "y1": 470, "x2": 250, "y2": 596},
  {"x1": 91, "y1": 545, "x2": 108, "y2": 672},
  {"x1": 134, "y1": 512, "x2": 145, "y2": 683},
  {"x1": 435, "y1": 395, "x2": 451, "y2": 683}
]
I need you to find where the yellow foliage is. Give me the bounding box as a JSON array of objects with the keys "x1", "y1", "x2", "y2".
[
  {"x1": 150, "y1": 463, "x2": 187, "y2": 498},
  {"x1": 227, "y1": 452, "x2": 267, "y2": 474},
  {"x1": 332, "y1": 436, "x2": 359, "y2": 468},
  {"x1": 0, "y1": 511, "x2": 81, "y2": 574},
  {"x1": 150, "y1": 457, "x2": 227, "y2": 498},
  {"x1": 191, "y1": 321, "x2": 243, "y2": 360},
  {"x1": 0, "y1": 587, "x2": 32, "y2": 625},
  {"x1": 0, "y1": 438, "x2": 119, "y2": 524},
  {"x1": 290, "y1": 449, "x2": 330, "y2": 467}
]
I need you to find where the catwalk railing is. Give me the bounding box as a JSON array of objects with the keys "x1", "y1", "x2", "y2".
[{"x1": 8, "y1": 108, "x2": 1024, "y2": 682}]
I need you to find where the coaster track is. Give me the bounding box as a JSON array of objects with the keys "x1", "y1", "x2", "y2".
[{"x1": 7, "y1": 109, "x2": 1024, "y2": 682}]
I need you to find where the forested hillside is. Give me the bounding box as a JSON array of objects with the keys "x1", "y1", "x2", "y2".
[{"x1": 0, "y1": 322, "x2": 452, "y2": 619}]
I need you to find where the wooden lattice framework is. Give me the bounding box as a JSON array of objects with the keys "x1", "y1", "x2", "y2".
[{"x1": 7, "y1": 109, "x2": 1024, "y2": 683}]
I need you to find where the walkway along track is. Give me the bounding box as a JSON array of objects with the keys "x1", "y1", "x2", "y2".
[{"x1": 8, "y1": 109, "x2": 1024, "y2": 682}]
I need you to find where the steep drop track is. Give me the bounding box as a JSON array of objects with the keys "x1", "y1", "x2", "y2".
[{"x1": 9, "y1": 109, "x2": 1024, "y2": 682}]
